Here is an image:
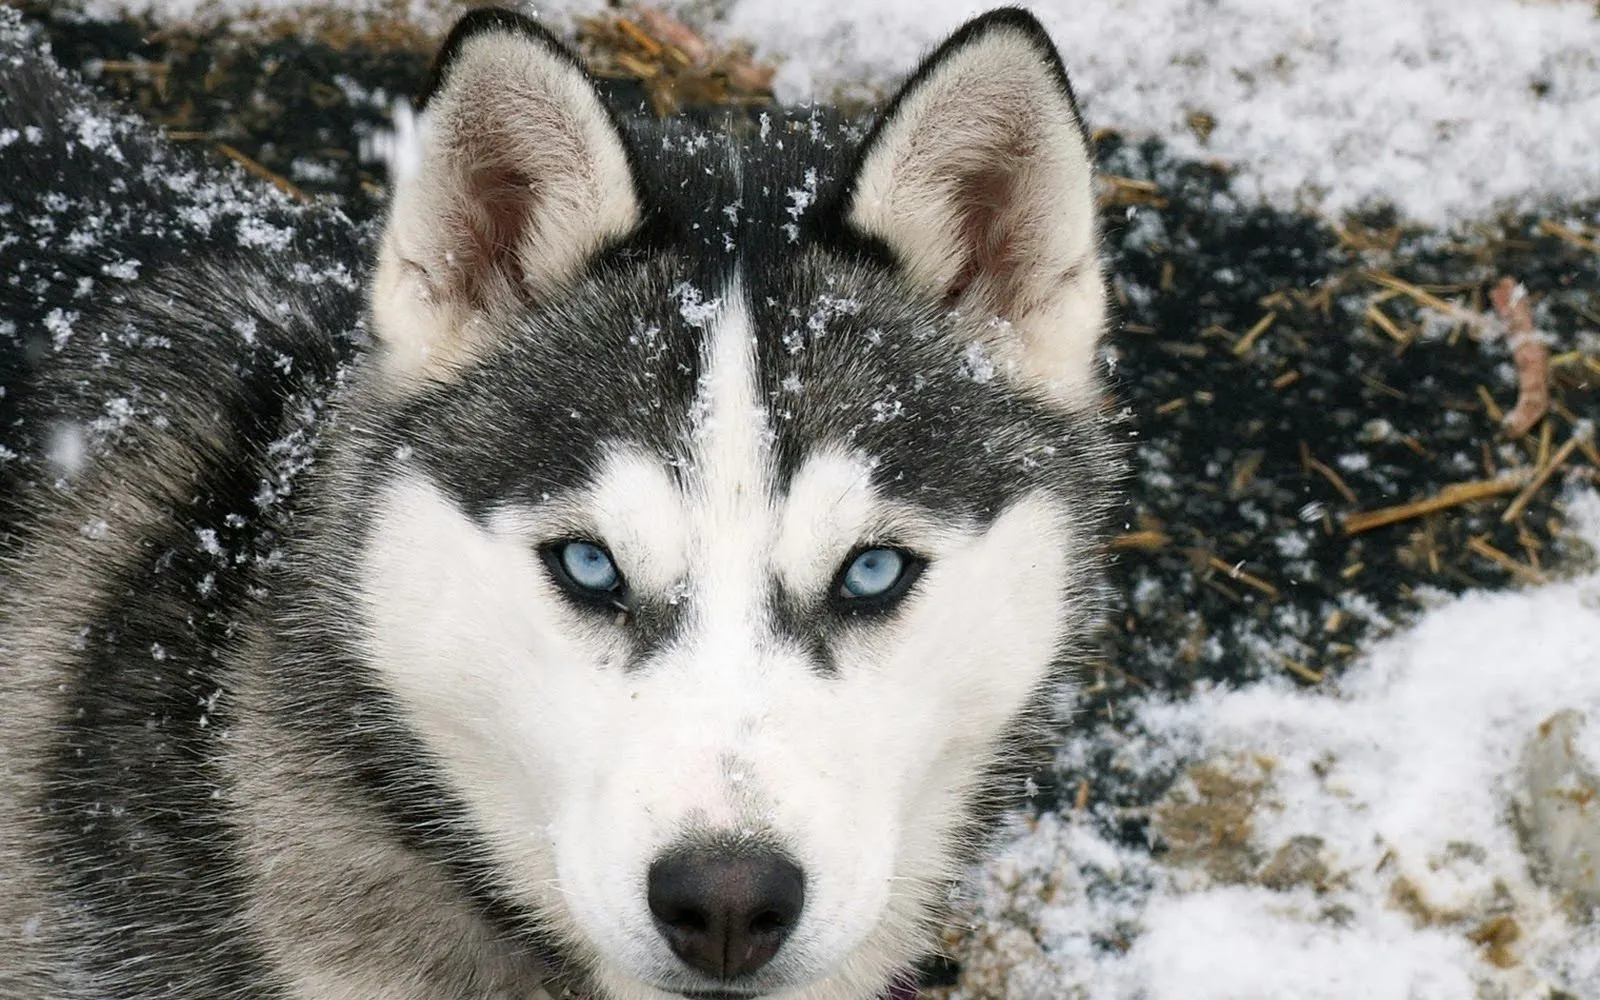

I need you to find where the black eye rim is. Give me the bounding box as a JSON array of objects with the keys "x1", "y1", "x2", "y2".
[
  {"x1": 827, "y1": 545, "x2": 927, "y2": 617},
  {"x1": 540, "y1": 538, "x2": 629, "y2": 612}
]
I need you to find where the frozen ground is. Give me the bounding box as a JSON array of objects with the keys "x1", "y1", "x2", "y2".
[
  {"x1": 722, "y1": 0, "x2": 1600, "y2": 225},
  {"x1": 88, "y1": 0, "x2": 1600, "y2": 225}
]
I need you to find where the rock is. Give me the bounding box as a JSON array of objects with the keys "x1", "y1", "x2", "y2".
[{"x1": 1516, "y1": 709, "x2": 1600, "y2": 909}]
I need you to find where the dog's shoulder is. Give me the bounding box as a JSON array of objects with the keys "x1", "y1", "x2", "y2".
[{"x1": 0, "y1": 12, "x2": 366, "y2": 529}]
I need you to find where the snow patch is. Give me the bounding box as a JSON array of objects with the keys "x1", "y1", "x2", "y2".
[
  {"x1": 719, "y1": 0, "x2": 1600, "y2": 224},
  {"x1": 952, "y1": 487, "x2": 1600, "y2": 998},
  {"x1": 101, "y1": 0, "x2": 1600, "y2": 223}
]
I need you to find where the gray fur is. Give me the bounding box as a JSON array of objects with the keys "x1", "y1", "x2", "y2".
[{"x1": 0, "y1": 7, "x2": 1119, "y2": 999}]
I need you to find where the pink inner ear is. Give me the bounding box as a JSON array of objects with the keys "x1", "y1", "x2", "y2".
[
  {"x1": 945, "y1": 164, "x2": 1023, "y2": 313},
  {"x1": 941, "y1": 124, "x2": 1038, "y2": 316},
  {"x1": 446, "y1": 157, "x2": 539, "y2": 310}
]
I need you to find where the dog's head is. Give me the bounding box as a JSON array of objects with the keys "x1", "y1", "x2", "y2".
[{"x1": 343, "y1": 8, "x2": 1112, "y2": 998}]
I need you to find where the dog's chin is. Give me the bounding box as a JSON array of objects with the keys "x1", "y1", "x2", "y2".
[
  {"x1": 619, "y1": 964, "x2": 889, "y2": 1000},
  {"x1": 592, "y1": 958, "x2": 855, "y2": 1000},
  {"x1": 580, "y1": 962, "x2": 777, "y2": 1000},
  {"x1": 631, "y1": 972, "x2": 792, "y2": 1000}
]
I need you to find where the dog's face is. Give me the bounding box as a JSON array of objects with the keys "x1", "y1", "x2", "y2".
[{"x1": 344, "y1": 10, "x2": 1110, "y2": 999}]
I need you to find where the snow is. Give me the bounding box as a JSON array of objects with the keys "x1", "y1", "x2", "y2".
[
  {"x1": 1129, "y1": 888, "x2": 1478, "y2": 1000},
  {"x1": 1578, "y1": 710, "x2": 1600, "y2": 774},
  {"x1": 950, "y1": 489, "x2": 1600, "y2": 999},
  {"x1": 88, "y1": 0, "x2": 1600, "y2": 223},
  {"x1": 91, "y1": 0, "x2": 1600, "y2": 224},
  {"x1": 718, "y1": 0, "x2": 1600, "y2": 224}
]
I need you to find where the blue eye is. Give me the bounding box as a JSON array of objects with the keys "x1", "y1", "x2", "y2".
[
  {"x1": 553, "y1": 540, "x2": 622, "y2": 597},
  {"x1": 838, "y1": 547, "x2": 914, "y2": 602}
]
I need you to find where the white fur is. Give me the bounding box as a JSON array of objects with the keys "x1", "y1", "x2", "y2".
[
  {"x1": 847, "y1": 24, "x2": 1105, "y2": 406},
  {"x1": 371, "y1": 30, "x2": 640, "y2": 381},
  {"x1": 358, "y1": 281, "x2": 1083, "y2": 999}
]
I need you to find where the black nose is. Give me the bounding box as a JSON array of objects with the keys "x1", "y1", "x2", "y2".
[{"x1": 647, "y1": 848, "x2": 805, "y2": 980}]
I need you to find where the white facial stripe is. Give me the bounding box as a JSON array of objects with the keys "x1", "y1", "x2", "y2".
[{"x1": 686, "y1": 278, "x2": 772, "y2": 636}]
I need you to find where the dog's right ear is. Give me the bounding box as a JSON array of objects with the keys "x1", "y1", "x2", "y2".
[{"x1": 371, "y1": 9, "x2": 641, "y2": 381}]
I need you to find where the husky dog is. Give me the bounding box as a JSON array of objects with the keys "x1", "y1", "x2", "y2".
[{"x1": 0, "y1": 6, "x2": 1116, "y2": 999}]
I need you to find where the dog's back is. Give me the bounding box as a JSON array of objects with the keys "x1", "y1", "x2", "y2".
[{"x1": 0, "y1": 14, "x2": 365, "y2": 994}]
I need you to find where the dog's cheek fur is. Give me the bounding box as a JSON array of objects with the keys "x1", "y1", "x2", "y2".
[
  {"x1": 785, "y1": 495, "x2": 1079, "y2": 961},
  {"x1": 355, "y1": 475, "x2": 622, "y2": 924}
]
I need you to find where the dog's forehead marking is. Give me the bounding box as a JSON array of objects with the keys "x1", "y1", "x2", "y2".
[
  {"x1": 684, "y1": 276, "x2": 771, "y2": 635},
  {"x1": 582, "y1": 276, "x2": 895, "y2": 609}
]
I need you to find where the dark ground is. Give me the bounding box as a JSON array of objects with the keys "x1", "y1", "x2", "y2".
[{"x1": 11, "y1": 0, "x2": 1600, "y2": 892}]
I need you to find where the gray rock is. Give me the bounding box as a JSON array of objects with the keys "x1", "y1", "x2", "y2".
[{"x1": 1517, "y1": 709, "x2": 1600, "y2": 909}]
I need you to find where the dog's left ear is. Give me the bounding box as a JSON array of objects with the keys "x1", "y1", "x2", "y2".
[{"x1": 844, "y1": 9, "x2": 1104, "y2": 404}]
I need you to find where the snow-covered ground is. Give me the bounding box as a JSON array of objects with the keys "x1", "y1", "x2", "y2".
[
  {"x1": 90, "y1": 0, "x2": 1600, "y2": 224},
  {"x1": 724, "y1": 0, "x2": 1600, "y2": 225},
  {"x1": 945, "y1": 488, "x2": 1600, "y2": 999}
]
